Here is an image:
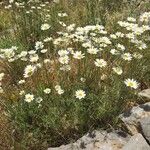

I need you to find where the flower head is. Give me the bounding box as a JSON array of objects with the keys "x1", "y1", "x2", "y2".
[
  {"x1": 124, "y1": 79, "x2": 139, "y2": 89},
  {"x1": 24, "y1": 94, "x2": 34, "y2": 102},
  {"x1": 112, "y1": 67, "x2": 123, "y2": 75},
  {"x1": 75, "y1": 90, "x2": 86, "y2": 99},
  {"x1": 94, "y1": 59, "x2": 107, "y2": 68},
  {"x1": 41, "y1": 23, "x2": 51, "y2": 30},
  {"x1": 44, "y1": 88, "x2": 51, "y2": 94},
  {"x1": 73, "y1": 51, "x2": 85, "y2": 59},
  {"x1": 24, "y1": 65, "x2": 36, "y2": 78}
]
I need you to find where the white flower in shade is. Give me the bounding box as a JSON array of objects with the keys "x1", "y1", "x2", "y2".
[
  {"x1": 24, "y1": 94, "x2": 34, "y2": 102},
  {"x1": 127, "y1": 17, "x2": 136, "y2": 22},
  {"x1": 24, "y1": 65, "x2": 36, "y2": 78},
  {"x1": 9, "y1": 0, "x2": 14, "y2": 3},
  {"x1": 94, "y1": 59, "x2": 107, "y2": 68},
  {"x1": 80, "y1": 77, "x2": 86, "y2": 82},
  {"x1": 53, "y1": 0, "x2": 60, "y2": 3},
  {"x1": 73, "y1": 51, "x2": 85, "y2": 59},
  {"x1": 110, "y1": 49, "x2": 119, "y2": 55},
  {"x1": 110, "y1": 34, "x2": 117, "y2": 39},
  {"x1": 55, "y1": 85, "x2": 64, "y2": 95},
  {"x1": 122, "y1": 53, "x2": 132, "y2": 61},
  {"x1": 101, "y1": 74, "x2": 107, "y2": 80},
  {"x1": 43, "y1": 37, "x2": 53, "y2": 42},
  {"x1": 75, "y1": 90, "x2": 86, "y2": 99},
  {"x1": 30, "y1": 54, "x2": 39, "y2": 63},
  {"x1": 4, "y1": 48, "x2": 15, "y2": 59},
  {"x1": 117, "y1": 44, "x2": 125, "y2": 51},
  {"x1": 0, "y1": 87, "x2": 4, "y2": 93},
  {"x1": 19, "y1": 51, "x2": 28, "y2": 58},
  {"x1": 87, "y1": 47, "x2": 99, "y2": 54},
  {"x1": 44, "y1": 59, "x2": 51, "y2": 64},
  {"x1": 58, "y1": 55, "x2": 69, "y2": 64},
  {"x1": 57, "y1": 89, "x2": 64, "y2": 95},
  {"x1": 35, "y1": 41, "x2": 44, "y2": 50},
  {"x1": 112, "y1": 67, "x2": 123, "y2": 75},
  {"x1": 44, "y1": 88, "x2": 51, "y2": 94},
  {"x1": 28, "y1": 50, "x2": 36, "y2": 55},
  {"x1": 36, "y1": 63, "x2": 42, "y2": 68},
  {"x1": 18, "y1": 79, "x2": 25, "y2": 84},
  {"x1": 55, "y1": 85, "x2": 61, "y2": 91},
  {"x1": 133, "y1": 53, "x2": 143, "y2": 59},
  {"x1": 19, "y1": 90, "x2": 25, "y2": 96},
  {"x1": 60, "y1": 65, "x2": 71, "y2": 71},
  {"x1": 41, "y1": 23, "x2": 51, "y2": 30},
  {"x1": 36, "y1": 97, "x2": 43, "y2": 103},
  {"x1": 41, "y1": 49, "x2": 47, "y2": 53},
  {"x1": 0, "y1": 73, "x2": 5, "y2": 81},
  {"x1": 58, "y1": 50, "x2": 69, "y2": 57},
  {"x1": 58, "y1": 12, "x2": 68, "y2": 17},
  {"x1": 124, "y1": 79, "x2": 139, "y2": 89}
]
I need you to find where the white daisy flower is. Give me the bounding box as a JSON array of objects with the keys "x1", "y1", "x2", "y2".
[
  {"x1": 73, "y1": 51, "x2": 85, "y2": 59},
  {"x1": 58, "y1": 55, "x2": 69, "y2": 64},
  {"x1": 18, "y1": 79, "x2": 25, "y2": 84},
  {"x1": 75, "y1": 90, "x2": 86, "y2": 99},
  {"x1": 30, "y1": 54, "x2": 39, "y2": 63},
  {"x1": 112, "y1": 67, "x2": 123, "y2": 75},
  {"x1": 122, "y1": 53, "x2": 132, "y2": 61},
  {"x1": 57, "y1": 89, "x2": 64, "y2": 95},
  {"x1": 124, "y1": 78, "x2": 139, "y2": 89},
  {"x1": 44, "y1": 88, "x2": 51, "y2": 94},
  {"x1": 58, "y1": 50, "x2": 69, "y2": 57},
  {"x1": 35, "y1": 41, "x2": 44, "y2": 50},
  {"x1": 24, "y1": 94, "x2": 34, "y2": 102},
  {"x1": 87, "y1": 47, "x2": 99, "y2": 54},
  {"x1": 24, "y1": 65, "x2": 36, "y2": 78},
  {"x1": 41, "y1": 23, "x2": 51, "y2": 30},
  {"x1": 94, "y1": 59, "x2": 107, "y2": 68}
]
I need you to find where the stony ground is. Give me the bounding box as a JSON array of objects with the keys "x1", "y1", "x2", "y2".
[{"x1": 48, "y1": 89, "x2": 150, "y2": 150}]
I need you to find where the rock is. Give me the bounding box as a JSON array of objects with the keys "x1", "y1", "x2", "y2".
[
  {"x1": 122, "y1": 133, "x2": 150, "y2": 150},
  {"x1": 120, "y1": 102, "x2": 150, "y2": 134},
  {"x1": 140, "y1": 117, "x2": 150, "y2": 143},
  {"x1": 139, "y1": 89, "x2": 150, "y2": 99},
  {"x1": 48, "y1": 130, "x2": 130, "y2": 150}
]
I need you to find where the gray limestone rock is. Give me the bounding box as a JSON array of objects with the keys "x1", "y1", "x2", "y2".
[
  {"x1": 120, "y1": 102, "x2": 150, "y2": 134},
  {"x1": 48, "y1": 130, "x2": 130, "y2": 150},
  {"x1": 140, "y1": 117, "x2": 150, "y2": 143},
  {"x1": 122, "y1": 133, "x2": 150, "y2": 150},
  {"x1": 139, "y1": 89, "x2": 150, "y2": 99}
]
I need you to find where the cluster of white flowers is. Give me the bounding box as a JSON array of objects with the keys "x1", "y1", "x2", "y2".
[
  {"x1": 1, "y1": 10, "x2": 150, "y2": 102},
  {"x1": 0, "y1": 46, "x2": 18, "y2": 62}
]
